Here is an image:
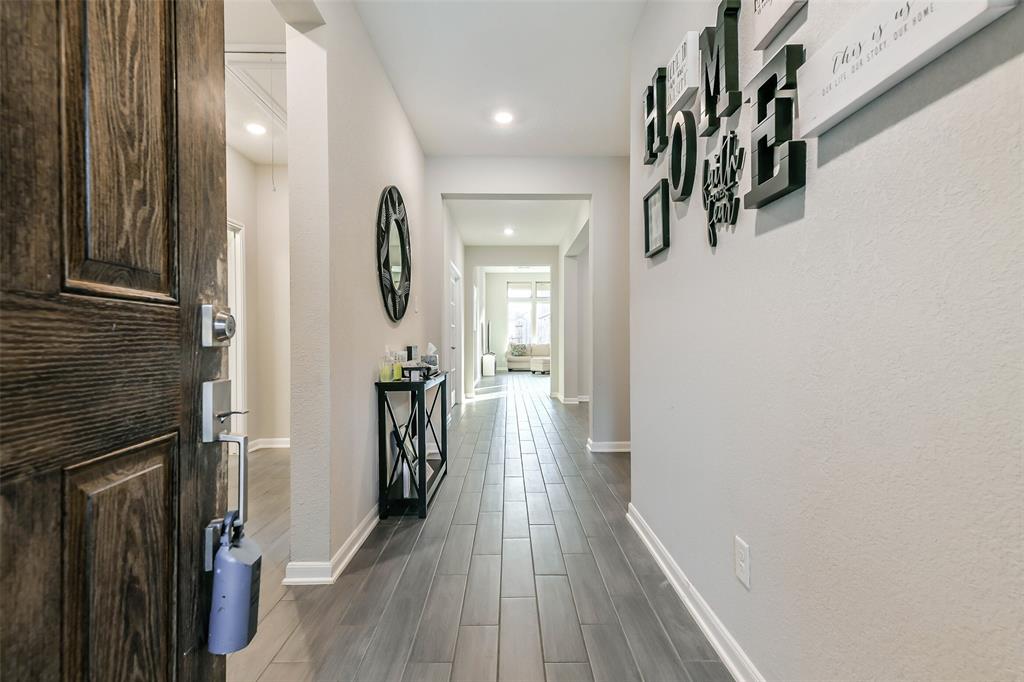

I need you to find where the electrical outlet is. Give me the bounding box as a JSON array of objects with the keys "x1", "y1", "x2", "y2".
[{"x1": 734, "y1": 536, "x2": 751, "y2": 590}]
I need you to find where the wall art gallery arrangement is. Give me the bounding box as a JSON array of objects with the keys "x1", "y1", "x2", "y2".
[{"x1": 641, "y1": 0, "x2": 1018, "y2": 257}]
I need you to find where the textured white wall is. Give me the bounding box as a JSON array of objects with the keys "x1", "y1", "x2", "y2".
[
  {"x1": 252, "y1": 166, "x2": 290, "y2": 442},
  {"x1": 426, "y1": 157, "x2": 630, "y2": 445},
  {"x1": 226, "y1": 147, "x2": 257, "y2": 385},
  {"x1": 286, "y1": 2, "x2": 434, "y2": 564},
  {"x1": 561, "y1": 255, "x2": 579, "y2": 399},
  {"x1": 226, "y1": 150, "x2": 291, "y2": 442},
  {"x1": 577, "y1": 248, "x2": 591, "y2": 399},
  {"x1": 561, "y1": 220, "x2": 591, "y2": 404},
  {"x1": 629, "y1": 3, "x2": 1024, "y2": 679}
]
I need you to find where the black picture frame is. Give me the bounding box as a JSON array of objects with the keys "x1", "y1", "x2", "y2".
[
  {"x1": 376, "y1": 185, "x2": 412, "y2": 321},
  {"x1": 643, "y1": 179, "x2": 670, "y2": 258}
]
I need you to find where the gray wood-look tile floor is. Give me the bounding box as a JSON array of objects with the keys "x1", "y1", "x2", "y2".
[{"x1": 229, "y1": 373, "x2": 732, "y2": 682}]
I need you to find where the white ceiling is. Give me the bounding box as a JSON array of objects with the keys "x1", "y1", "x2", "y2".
[
  {"x1": 224, "y1": 0, "x2": 286, "y2": 50},
  {"x1": 448, "y1": 198, "x2": 588, "y2": 246},
  {"x1": 354, "y1": 1, "x2": 645, "y2": 156},
  {"x1": 225, "y1": 57, "x2": 288, "y2": 165},
  {"x1": 224, "y1": 1, "x2": 288, "y2": 165}
]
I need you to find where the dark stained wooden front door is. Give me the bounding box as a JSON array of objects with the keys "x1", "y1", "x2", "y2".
[{"x1": 1, "y1": 0, "x2": 228, "y2": 679}]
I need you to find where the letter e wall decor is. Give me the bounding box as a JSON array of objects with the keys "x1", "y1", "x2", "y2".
[{"x1": 744, "y1": 44, "x2": 806, "y2": 209}]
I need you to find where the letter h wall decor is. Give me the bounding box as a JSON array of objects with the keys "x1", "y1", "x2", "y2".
[{"x1": 644, "y1": 67, "x2": 669, "y2": 165}]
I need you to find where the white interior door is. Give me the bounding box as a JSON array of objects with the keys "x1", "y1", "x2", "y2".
[{"x1": 227, "y1": 220, "x2": 247, "y2": 433}]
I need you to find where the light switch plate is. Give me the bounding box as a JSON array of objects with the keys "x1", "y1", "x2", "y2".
[{"x1": 734, "y1": 535, "x2": 751, "y2": 590}]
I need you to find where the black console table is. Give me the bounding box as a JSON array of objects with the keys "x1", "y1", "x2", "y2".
[{"x1": 375, "y1": 372, "x2": 448, "y2": 518}]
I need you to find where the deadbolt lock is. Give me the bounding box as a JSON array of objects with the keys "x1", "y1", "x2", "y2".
[{"x1": 201, "y1": 304, "x2": 236, "y2": 347}]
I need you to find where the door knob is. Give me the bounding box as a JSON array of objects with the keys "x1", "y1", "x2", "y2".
[{"x1": 201, "y1": 304, "x2": 235, "y2": 347}]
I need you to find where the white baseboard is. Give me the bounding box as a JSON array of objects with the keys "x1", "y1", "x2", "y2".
[
  {"x1": 626, "y1": 503, "x2": 765, "y2": 682},
  {"x1": 251, "y1": 437, "x2": 290, "y2": 452},
  {"x1": 283, "y1": 507, "x2": 378, "y2": 585},
  {"x1": 577, "y1": 395, "x2": 590, "y2": 403},
  {"x1": 585, "y1": 438, "x2": 630, "y2": 453},
  {"x1": 552, "y1": 391, "x2": 563, "y2": 401}
]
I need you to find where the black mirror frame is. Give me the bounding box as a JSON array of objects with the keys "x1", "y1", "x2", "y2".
[{"x1": 376, "y1": 185, "x2": 412, "y2": 321}]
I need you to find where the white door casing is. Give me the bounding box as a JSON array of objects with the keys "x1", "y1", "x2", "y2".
[{"x1": 227, "y1": 219, "x2": 247, "y2": 434}]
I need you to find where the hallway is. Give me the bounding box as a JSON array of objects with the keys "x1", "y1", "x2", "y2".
[{"x1": 229, "y1": 373, "x2": 728, "y2": 682}]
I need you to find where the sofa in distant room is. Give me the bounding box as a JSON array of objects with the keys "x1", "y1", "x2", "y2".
[{"x1": 505, "y1": 343, "x2": 550, "y2": 372}]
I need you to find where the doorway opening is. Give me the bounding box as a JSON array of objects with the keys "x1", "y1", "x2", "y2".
[
  {"x1": 478, "y1": 266, "x2": 554, "y2": 400},
  {"x1": 442, "y1": 195, "x2": 591, "y2": 411},
  {"x1": 224, "y1": 49, "x2": 291, "y2": 452}
]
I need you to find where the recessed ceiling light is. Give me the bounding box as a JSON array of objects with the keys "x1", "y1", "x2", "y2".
[
  {"x1": 246, "y1": 122, "x2": 267, "y2": 136},
  {"x1": 493, "y1": 110, "x2": 515, "y2": 125},
  {"x1": 503, "y1": 226, "x2": 515, "y2": 236}
]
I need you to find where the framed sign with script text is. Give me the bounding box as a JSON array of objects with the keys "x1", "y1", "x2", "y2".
[
  {"x1": 798, "y1": 0, "x2": 1017, "y2": 138},
  {"x1": 752, "y1": 0, "x2": 807, "y2": 51}
]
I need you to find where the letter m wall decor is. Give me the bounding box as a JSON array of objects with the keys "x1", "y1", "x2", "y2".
[{"x1": 699, "y1": 0, "x2": 742, "y2": 137}]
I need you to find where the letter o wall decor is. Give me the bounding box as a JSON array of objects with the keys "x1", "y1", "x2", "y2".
[
  {"x1": 376, "y1": 185, "x2": 412, "y2": 322},
  {"x1": 669, "y1": 110, "x2": 697, "y2": 201}
]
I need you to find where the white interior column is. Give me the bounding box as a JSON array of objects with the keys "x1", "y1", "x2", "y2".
[{"x1": 286, "y1": 24, "x2": 333, "y2": 565}]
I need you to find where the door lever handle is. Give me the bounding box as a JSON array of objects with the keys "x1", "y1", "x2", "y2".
[
  {"x1": 218, "y1": 433, "x2": 249, "y2": 526},
  {"x1": 202, "y1": 380, "x2": 251, "y2": 526}
]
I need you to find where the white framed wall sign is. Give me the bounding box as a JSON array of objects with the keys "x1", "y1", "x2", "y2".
[
  {"x1": 798, "y1": 0, "x2": 1017, "y2": 138},
  {"x1": 667, "y1": 31, "x2": 700, "y2": 113},
  {"x1": 752, "y1": 0, "x2": 808, "y2": 50}
]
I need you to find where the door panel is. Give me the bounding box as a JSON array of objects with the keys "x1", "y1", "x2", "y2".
[
  {"x1": 0, "y1": 292, "x2": 181, "y2": 474},
  {"x1": 0, "y1": 0, "x2": 227, "y2": 680},
  {"x1": 61, "y1": 0, "x2": 178, "y2": 301},
  {"x1": 64, "y1": 435, "x2": 176, "y2": 682}
]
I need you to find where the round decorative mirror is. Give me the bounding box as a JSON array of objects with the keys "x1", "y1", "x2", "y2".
[{"x1": 376, "y1": 186, "x2": 412, "y2": 321}]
